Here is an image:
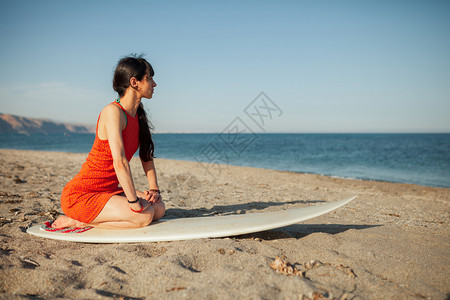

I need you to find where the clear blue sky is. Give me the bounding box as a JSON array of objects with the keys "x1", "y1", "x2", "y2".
[{"x1": 0, "y1": 0, "x2": 449, "y2": 133}]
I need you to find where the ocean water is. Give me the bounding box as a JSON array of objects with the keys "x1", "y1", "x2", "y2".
[{"x1": 0, "y1": 133, "x2": 449, "y2": 188}]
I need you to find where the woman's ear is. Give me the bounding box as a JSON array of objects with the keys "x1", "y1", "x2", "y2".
[{"x1": 130, "y1": 77, "x2": 138, "y2": 88}]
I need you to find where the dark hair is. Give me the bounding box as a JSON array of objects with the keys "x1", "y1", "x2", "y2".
[{"x1": 113, "y1": 55, "x2": 155, "y2": 162}]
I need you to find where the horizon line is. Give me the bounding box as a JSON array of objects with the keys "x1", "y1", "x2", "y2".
[{"x1": 154, "y1": 131, "x2": 450, "y2": 134}]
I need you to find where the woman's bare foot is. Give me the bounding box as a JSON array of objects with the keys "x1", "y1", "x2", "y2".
[{"x1": 52, "y1": 215, "x2": 87, "y2": 229}]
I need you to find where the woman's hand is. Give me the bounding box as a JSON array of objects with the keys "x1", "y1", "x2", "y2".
[{"x1": 143, "y1": 190, "x2": 162, "y2": 205}]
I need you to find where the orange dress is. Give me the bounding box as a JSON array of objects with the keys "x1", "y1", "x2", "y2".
[{"x1": 60, "y1": 101, "x2": 140, "y2": 223}]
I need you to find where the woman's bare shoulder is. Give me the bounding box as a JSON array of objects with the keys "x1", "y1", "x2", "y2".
[
  {"x1": 98, "y1": 103, "x2": 125, "y2": 135},
  {"x1": 101, "y1": 103, "x2": 122, "y2": 117}
]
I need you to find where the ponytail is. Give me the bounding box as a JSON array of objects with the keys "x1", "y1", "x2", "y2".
[{"x1": 137, "y1": 103, "x2": 155, "y2": 162}]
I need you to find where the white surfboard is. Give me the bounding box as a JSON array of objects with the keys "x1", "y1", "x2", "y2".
[{"x1": 27, "y1": 196, "x2": 356, "y2": 243}]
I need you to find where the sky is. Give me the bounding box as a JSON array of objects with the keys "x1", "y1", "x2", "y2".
[{"x1": 0, "y1": 0, "x2": 449, "y2": 133}]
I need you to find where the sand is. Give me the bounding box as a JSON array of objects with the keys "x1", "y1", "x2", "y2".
[{"x1": 0, "y1": 149, "x2": 449, "y2": 299}]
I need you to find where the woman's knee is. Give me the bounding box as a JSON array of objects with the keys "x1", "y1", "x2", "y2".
[
  {"x1": 130, "y1": 202, "x2": 164, "y2": 227},
  {"x1": 153, "y1": 201, "x2": 165, "y2": 221},
  {"x1": 132, "y1": 209, "x2": 154, "y2": 227}
]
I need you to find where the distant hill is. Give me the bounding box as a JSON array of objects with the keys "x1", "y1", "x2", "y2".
[{"x1": 0, "y1": 113, "x2": 95, "y2": 134}]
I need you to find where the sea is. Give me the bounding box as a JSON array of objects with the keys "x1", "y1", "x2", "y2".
[{"x1": 0, "y1": 133, "x2": 449, "y2": 188}]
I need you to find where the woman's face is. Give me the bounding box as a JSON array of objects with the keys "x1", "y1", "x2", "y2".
[{"x1": 139, "y1": 72, "x2": 157, "y2": 99}]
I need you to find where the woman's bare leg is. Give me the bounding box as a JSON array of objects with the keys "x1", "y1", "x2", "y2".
[
  {"x1": 152, "y1": 201, "x2": 165, "y2": 221},
  {"x1": 88, "y1": 193, "x2": 165, "y2": 229},
  {"x1": 53, "y1": 191, "x2": 165, "y2": 229}
]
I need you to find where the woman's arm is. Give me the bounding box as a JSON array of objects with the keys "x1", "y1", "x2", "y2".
[
  {"x1": 141, "y1": 158, "x2": 159, "y2": 189},
  {"x1": 100, "y1": 104, "x2": 141, "y2": 211},
  {"x1": 141, "y1": 158, "x2": 161, "y2": 204}
]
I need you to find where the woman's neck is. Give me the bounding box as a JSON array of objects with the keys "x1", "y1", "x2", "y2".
[{"x1": 118, "y1": 93, "x2": 141, "y2": 117}]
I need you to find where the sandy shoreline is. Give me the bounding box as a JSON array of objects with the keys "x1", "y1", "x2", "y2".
[{"x1": 0, "y1": 149, "x2": 449, "y2": 299}]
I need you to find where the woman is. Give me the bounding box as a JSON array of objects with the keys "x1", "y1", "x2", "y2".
[{"x1": 52, "y1": 56, "x2": 165, "y2": 229}]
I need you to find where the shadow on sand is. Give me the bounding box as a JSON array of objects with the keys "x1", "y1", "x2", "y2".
[{"x1": 234, "y1": 224, "x2": 380, "y2": 241}]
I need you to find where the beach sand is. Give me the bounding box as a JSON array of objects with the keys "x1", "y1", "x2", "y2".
[{"x1": 0, "y1": 149, "x2": 448, "y2": 299}]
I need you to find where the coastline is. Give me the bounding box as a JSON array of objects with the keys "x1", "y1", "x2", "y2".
[
  {"x1": 0, "y1": 149, "x2": 449, "y2": 299},
  {"x1": 1, "y1": 132, "x2": 449, "y2": 188}
]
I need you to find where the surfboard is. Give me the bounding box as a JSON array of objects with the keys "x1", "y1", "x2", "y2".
[{"x1": 27, "y1": 196, "x2": 356, "y2": 243}]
